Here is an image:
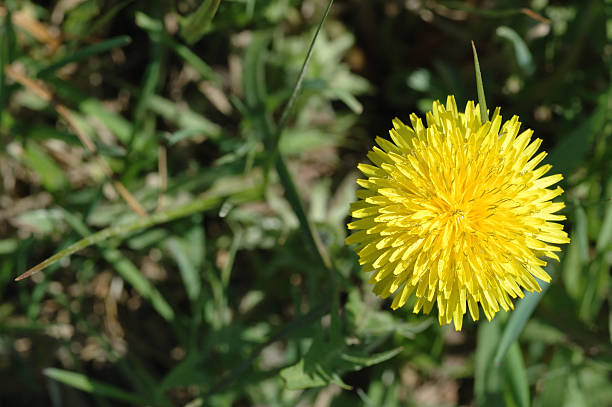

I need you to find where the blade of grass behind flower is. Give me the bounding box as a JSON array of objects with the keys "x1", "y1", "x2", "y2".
[
  {"x1": 493, "y1": 269, "x2": 553, "y2": 366},
  {"x1": 502, "y1": 343, "x2": 530, "y2": 407},
  {"x1": 471, "y1": 41, "x2": 488, "y2": 122},
  {"x1": 44, "y1": 368, "x2": 151, "y2": 405},
  {"x1": 475, "y1": 320, "x2": 503, "y2": 406},
  {"x1": 476, "y1": 318, "x2": 529, "y2": 407},
  {"x1": 37, "y1": 36, "x2": 132, "y2": 77}
]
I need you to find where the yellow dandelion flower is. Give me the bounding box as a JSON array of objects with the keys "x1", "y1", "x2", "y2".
[{"x1": 346, "y1": 96, "x2": 570, "y2": 331}]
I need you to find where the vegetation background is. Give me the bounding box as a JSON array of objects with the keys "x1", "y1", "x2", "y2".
[{"x1": 1, "y1": 0, "x2": 611, "y2": 406}]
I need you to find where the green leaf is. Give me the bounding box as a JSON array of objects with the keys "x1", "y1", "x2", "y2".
[
  {"x1": 166, "y1": 237, "x2": 201, "y2": 302},
  {"x1": 63, "y1": 0, "x2": 100, "y2": 37},
  {"x1": 22, "y1": 142, "x2": 68, "y2": 192},
  {"x1": 136, "y1": 12, "x2": 221, "y2": 84},
  {"x1": 278, "y1": 128, "x2": 339, "y2": 155},
  {"x1": 266, "y1": 0, "x2": 334, "y2": 162},
  {"x1": 475, "y1": 319, "x2": 503, "y2": 406},
  {"x1": 563, "y1": 204, "x2": 589, "y2": 300},
  {"x1": 345, "y1": 288, "x2": 431, "y2": 338},
  {"x1": 37, "y1": 36, "x2": 132, "y2": 77},
  {"x1": 240, "y1": 3, "x2": 337, "y2": 277},
  {"x1": 502, "y1": 343, "x2": 530, "y2": 407},
  {"x1": 15, "y1": 177, "x2": 260, "y2": 281},
  {"x1": 61, "y1": 210, "x2": 175, "y2": 321},
  {"x1": 14, "y1": 209, "x2": 65, "y2": 236},
  {"x1": 180, "y1": 0, "x2": 222, "y2": 44},
  {"x1": 106, "y1": 248, "x2": 175, "y2": 321},
  {"x1": 88, "y1": 0, "x2": 135, "y2": 36},
  {"x1": 534, "y1": 349, "x2": 571, "y2": 407},
  {"x1": 325, "y1": 87, "x2": 363, "y2": 114},
  {"x1": 280, "y1": 327, "x2": 401, "y2": 390},
  {"x1": 275, "y1": 0, "x2": 334, "y2": 135},
  {"x1": 496, "y1": 26, "x2": 535, "y2": 75},
  {"x1": 243, "y1": 31, "x2": 271, "y2": 110},
  {"x1": 596, "y1": 178, "x2": 612, "y2": 252},
  {"x1": 580, "y1": 256, "x2": 610, "y2": 321},
  {"x1": 477, "y1": 318, "x2": 531, "y2": 407},
  {"x1": 147, "y1": 95, "x2": 222, "y2": 141},
  {"x1": 494, "y1": 270, "x2": 553, "y2": 366},
  {"x1": 471, "y1": 41, "x2": 488, "y2": 122},
  {"x1": 0, "y1": 238, "x2": 17, "y2": 255},
  {"x1": 547, "y1": 87, "x2": 610, "y2": 176},
  {"x1": 79, "y1": 98, "x2": 133, "y2": 143},
  {"x1": 44, "y1": 368, "x2": 150, "y2": 405},
  {"x1": 160, "y1": 351, "x2": 211, "y2": 390}
]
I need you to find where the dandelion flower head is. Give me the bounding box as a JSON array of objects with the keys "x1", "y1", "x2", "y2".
[{"x1": 347, "y1": 96, "x2": 570, "y2": 330}]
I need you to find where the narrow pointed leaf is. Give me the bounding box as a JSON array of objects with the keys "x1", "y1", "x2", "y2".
[
  {"x1": 37, "y1": 36, "x2": 132, "y2": 77},
  {"x1": 44, "y1": 368, "x2": 150, "y2": 405},
  {"x1": 471, "y1": 41, "x2": 488, "y2": 121},
  {"x1": 493, "y1": 271, "x2": 552, "y2": 366}
]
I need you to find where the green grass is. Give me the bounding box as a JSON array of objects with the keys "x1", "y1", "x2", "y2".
[{"x1": 1, "y1": 0, "x2": 611, "y2": 406}]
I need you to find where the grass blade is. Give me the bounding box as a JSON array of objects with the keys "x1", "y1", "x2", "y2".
[
  {"x1": 148, "y1": 95, "x2": 222, "y2": 141},
  {"x1": 471, "y1": 41, "x2": 488, "y2": 122},
  {"x1": 275, "y1": 157, "x2": 332, "y2": 271},
  {"x1": 475, "y1": 319, "x2": 503, "y2": 406},
  {"x1": 180, "y1": 0, "x2": 221, "y2": 44},
  {"x1": 596, "y1": 178, "x2": 612, "y2": 252},
  {"x1": 476, "y1": 319, "x2": 530, "y2": 407},
  {"x1": 496, "y1": 26, "x2": 535, "y2": 75},
  {"x1": 88, "y1": 0, "x2": 135, "y2": 36},
  {"x1": 268, "y1": 0, "x2": 334, "y2": 157},
  {"x1": 58, "y1": 209, "x2": 175, "y2": 321},
  {"x1": 264, "y1": 0, "x2": 336, "y2": 274},
  {"x1": 493, "y1": 270, "x2": 553, "y2": 366},
  {"x1": 277, "y1": 0, "x2": 334, "y2": 135},
  {"x1": 237, "y1": 0, "x2": 337, "y2": 278},
  {"x1": 15, "y1": 182, "x2": 260, "y2": 281},
  {"x1": 37, "y1": 36, "x2": 132, "y2": 77},
  {"x1": 502, "y1": 343, "x2": 530, "y2": 407},
  {"x1": 166, "y1": 238, "x2": 201, "y2": 302},
  {"x1": 135, "y1": 11, "x2": 222, "y2": 84},
  {"x1": 44, "y1": 368, "x2": 150, "y2": 405}
]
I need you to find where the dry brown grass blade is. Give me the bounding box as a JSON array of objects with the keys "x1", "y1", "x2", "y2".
[
  {"x1": 520, "y1": 8, "x2": 551, "y2": 24},
  {"x1": 5, "y1": 65, "x2": 148, "y2": 218}
]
